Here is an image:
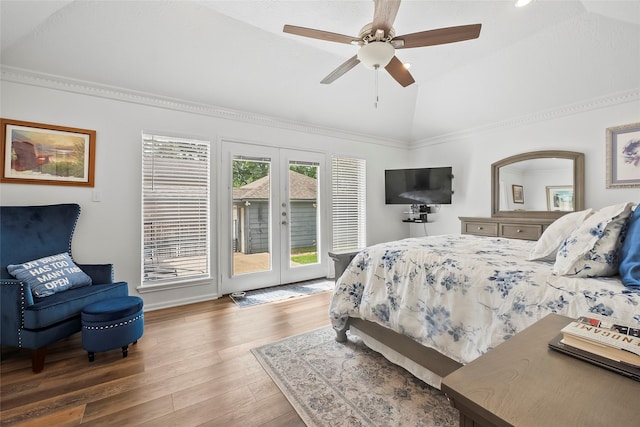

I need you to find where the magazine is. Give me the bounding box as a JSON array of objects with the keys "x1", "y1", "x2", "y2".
[{"x1": 559, "y1": 314, "x2": 640, "y2": 367}]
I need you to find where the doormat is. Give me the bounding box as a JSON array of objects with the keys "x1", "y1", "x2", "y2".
[
  {"x1": 252, "y1": 326, "x2": 459, "y2": 426},
  {"x1": 229, "y1": 279, "x2": 334, "y2": 307}
]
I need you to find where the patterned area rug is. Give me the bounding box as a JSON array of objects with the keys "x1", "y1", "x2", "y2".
[
  {"x1": 252, "y1": 326, "x2": 459, "y2": 426},
  {"x1": 230, "y1": 279, "x2": 334, "y2": 307}
]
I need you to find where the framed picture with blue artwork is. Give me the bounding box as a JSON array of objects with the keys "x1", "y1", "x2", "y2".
[
  {"x1": 546, "y1": 186, "x2": 574, "y2": 211},
  {"x1": 606, "y1": 122, "x2": 640, "y2": 188}
]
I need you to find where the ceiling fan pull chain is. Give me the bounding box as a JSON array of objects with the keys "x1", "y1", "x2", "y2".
[{"x1": 374, "y1": 65, "x2": 379, "y2": 109}]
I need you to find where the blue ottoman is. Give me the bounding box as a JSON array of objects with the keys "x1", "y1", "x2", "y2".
[{"x1": 81, "y1": 296, "x2": 144, "y2": 362}]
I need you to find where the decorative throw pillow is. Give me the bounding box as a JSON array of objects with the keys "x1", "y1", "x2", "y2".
[
  {"x1": 528, "y1": 208, "x2": 594, "y2": 261},
  {"x1": 7, "y1": 252, "x2": 92, "y2": 297},
  {"x1": 619, "y1": 204, "x2": 640, "y2": 288},
  {"x1": 553, "y1": 202, "x2": 634, "y2": 277}
]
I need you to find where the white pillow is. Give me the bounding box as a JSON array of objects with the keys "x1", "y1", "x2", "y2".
[
  {"x1": 553, "y1": 202, "x2": 634, "y2": 277},
  {"x1": 528, "y1": 208, "x2": 594, "y2": 261}
]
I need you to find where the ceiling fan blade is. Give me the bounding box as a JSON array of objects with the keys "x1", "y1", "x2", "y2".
[
  {"x1": 372, "y1": 0, "x2": 401, "y2": 37},
  {"x1": 385, "y1": 56, "x2": 415, "y2": 87},
  {"x1": 283, "y1": 24, "x2": 359, "y2": 45},
  {"x1": 394, "y1": 24, "x2": 482, "y2": 49},
  {"x1": 320, "y1": 55, "x2": 361, "y2": 84}
]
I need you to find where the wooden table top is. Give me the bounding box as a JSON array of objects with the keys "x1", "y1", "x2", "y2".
[{"x1": 441, "y1": 313, "x2": 640, "y2": 427}]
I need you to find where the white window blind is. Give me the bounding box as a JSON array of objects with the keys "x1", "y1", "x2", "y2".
[
  {"x1": 331, "y1": 156, "x2": 366, "y2": 251},
  {"x1": 142, "y1": 133, "x2": 210, "y2": 285}
]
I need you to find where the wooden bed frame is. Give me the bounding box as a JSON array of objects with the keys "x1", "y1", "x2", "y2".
[{"x1": 334, "y1": 317, "x2": 463, "y2": 379}]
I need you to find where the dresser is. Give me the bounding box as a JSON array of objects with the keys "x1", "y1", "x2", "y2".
[{"x1": 459, "y1": 216, "x2": 556, "y2": 241}]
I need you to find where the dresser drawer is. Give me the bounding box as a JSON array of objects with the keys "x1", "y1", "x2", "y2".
[
  {"x1": 462, "y1": 221, "x2": 498, "y2": 237},
  {"x1": 500, "y1": 224, "x2": 542, "y2": 240}
]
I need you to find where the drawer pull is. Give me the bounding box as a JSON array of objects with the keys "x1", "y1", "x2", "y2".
[
  {"x1": 516, "y1": 229, "x2": 522, "y2": 233},
  {"x1": 477, "y1": 227, "x2": 483, "y2": 230}
]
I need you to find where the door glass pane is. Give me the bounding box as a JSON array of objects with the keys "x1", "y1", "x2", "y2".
[
  {"x1": 288, "y1": 161, "x2": 319, "y2": 268},
  {"x1": 232, "y1": 157, "x2": 271, "y2": 275}
]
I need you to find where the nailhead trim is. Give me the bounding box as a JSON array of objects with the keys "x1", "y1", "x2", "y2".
[
  {"x1": 68, "y1": 205, "x2": 80, "y2": 260},
  {"x1": 19, "y1": 282, "x2": 25, "y2": 348},
  {"x1": 83, "y1": 313, "x2": 144, "y2": 331},
  {"x1": 0, "y1": 279, "x2": 27, "y2": 348}
]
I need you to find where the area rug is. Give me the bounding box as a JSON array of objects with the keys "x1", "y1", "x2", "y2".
[
  {"x1": 251, "y1": 326, "x2": 459, "y2": 426},
  {"x1": 230, "y1": 279, "x2": 334, "y2": 307}
]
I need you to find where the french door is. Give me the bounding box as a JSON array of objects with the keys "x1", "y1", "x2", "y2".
[{"x1": 220, "y1": 142, "x2": 327, "y2": 294}]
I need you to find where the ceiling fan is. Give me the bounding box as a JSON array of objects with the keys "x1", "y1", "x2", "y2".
[{"x1": 283, "y1": 0, "x2": 482, "y2": 87}]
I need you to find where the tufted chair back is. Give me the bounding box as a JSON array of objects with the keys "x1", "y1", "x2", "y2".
[{"x1": 1, "y1": 203, "x2": 80, "y2": 279}]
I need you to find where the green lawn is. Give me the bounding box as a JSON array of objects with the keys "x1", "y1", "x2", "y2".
[
  {"x1": 290, "y1": 246, "x2": 318, "y2": 264},
  {"x1": 291, "y1": 253, "x2": 318, "y2": 264}
]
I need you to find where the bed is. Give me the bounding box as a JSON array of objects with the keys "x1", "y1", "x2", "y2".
[{"x1": 329, "y1": 216, "x2": 640, "y2": 389}]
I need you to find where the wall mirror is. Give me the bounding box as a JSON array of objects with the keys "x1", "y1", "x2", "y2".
[{"x1": 492, "y1": 150, "x2": 585, "y2": 219}]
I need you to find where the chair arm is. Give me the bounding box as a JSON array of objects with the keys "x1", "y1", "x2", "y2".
[
  {"x1": 77, "y1": 264, "x2": 114, "y2": 284},
  {"x1": 0, "y1": 279, "x2": 33, "y2": 347}
]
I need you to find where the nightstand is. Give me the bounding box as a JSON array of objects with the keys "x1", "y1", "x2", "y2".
[{"x1": 441, "y1": 314, "x2": 639, "y2": 427}]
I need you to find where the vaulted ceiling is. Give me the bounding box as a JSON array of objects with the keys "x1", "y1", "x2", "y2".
[{"x1": 1, "y1": 1, "x2": 638, "y2": 144}]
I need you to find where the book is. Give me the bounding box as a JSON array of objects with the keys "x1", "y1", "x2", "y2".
[
  {"x1": 560, "y1": 314, "x2": 640, "y2": 368},
  {"x1": 549, "y1": 334, "x2": 640, "y2": 381}
]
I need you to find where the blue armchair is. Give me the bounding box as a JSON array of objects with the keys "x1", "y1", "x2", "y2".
[{"x1": 1, "y1": 203, "x2": 129, "y2": 372}]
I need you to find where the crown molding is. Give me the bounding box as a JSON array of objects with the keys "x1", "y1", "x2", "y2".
[
  {"x1": 4, "y1": 66, "x2": 637, "y2": 151},
  {"x1": 0, "y1": 66, "x2": 408, "y2": 149},
  {"x1": 410, "y1": 88, "x2": 640, "y2": 149}
]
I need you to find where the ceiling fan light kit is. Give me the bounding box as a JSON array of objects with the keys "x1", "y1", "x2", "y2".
[
  {"x1": 357, "y1": 41, "x2": 395, "y2": 70},
  {"x1": 283, "y1": 0, "x2": 481, "y2": 93},
  {"x1": 515, "y1": 0, "x2": 533, "y2": 7}
]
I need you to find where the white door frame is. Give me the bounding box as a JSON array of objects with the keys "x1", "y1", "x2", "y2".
[{"x1": 220, "y1": 141, "x2": 327, "y2": 294}]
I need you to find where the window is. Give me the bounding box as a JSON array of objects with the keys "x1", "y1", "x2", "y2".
[
  {"x1": 331, "y1": 156, "x2": 366, "y2": 251},
  {"x1": 142, "y1": 133, "x2": 210, "y2": 286}
]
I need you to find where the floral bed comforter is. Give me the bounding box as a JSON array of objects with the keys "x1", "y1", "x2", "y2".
[{"x1": 329, "y1": 234, "x2": 640, "y2": 365}]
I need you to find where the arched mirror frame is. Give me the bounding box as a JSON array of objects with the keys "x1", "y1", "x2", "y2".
[{"x1": 492, "y1": 150, "x2": 585, "y2": 220}]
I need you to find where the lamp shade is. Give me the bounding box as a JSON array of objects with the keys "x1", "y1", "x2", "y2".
[{"x1": 357, "y1": 42, "x2": 395, "y2": 70}]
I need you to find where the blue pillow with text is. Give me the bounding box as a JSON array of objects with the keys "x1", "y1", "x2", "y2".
[{"x1": 7, "y1": 252, "x2": 92, "y2": 298}]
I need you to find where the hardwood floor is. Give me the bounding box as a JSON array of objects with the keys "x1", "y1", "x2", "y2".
[{"x1": 1, "y1": 290, "x2": 333, "y2": 426}]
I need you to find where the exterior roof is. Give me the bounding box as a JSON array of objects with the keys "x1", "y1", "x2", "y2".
[{"x1": 233, "y1": 170, "x2": 317, "y2": 201}]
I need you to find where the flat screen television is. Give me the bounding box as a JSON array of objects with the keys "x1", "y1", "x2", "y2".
[{"x1": 385, "y1": 166, "x2": 453, "y2": 205}]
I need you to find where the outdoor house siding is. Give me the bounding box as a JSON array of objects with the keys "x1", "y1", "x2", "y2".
[
  {"x1": 234, "y1": 170, "x2": 318, "y2": 255},
  {"x1": 241, "y1": 201, "x2": 317, "y2": 254},
  {"x1": 245, "y1": 202, "x2": 269, "y2": 254},
  {"x1": 290, "y1": 201, "x2": 317, "y2": 248}
]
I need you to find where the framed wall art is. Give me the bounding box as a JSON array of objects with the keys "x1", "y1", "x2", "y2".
[
  {"x1": 546, "y1": 186, "x2": 574, "y2": 211},
  {"x1": 512, "y1": 184, "x2": 524, "y2": 204},
  {"x1": 606, "y1": 122, "x2": 640, "y2": 188},
  {"x1": 1, "y1": 119, "x2": 95, "y2": 187}
]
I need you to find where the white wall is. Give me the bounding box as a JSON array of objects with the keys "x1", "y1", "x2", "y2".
[
  {"x1": 2, "y1": 78, "x2": 638, "y2": 309},
  {"x1": 408, "y1": 99, "x2": 640, "y2": 237},
  {"x1": 0, "y1": 80, "x2": 411, "y2": 310}
]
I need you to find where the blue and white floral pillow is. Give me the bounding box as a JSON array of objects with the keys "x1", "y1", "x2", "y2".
[
  {"x1": 528, "y1": 208, "x2": 594, "y2": 261},
  {"x1": 553, "y1": 202, "x2": 634, "y2": 277}
]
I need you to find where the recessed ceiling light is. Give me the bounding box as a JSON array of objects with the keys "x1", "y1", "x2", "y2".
[{"x1": 515, "y1": 0, "x2": 533, "y2": 7}]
